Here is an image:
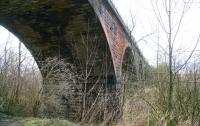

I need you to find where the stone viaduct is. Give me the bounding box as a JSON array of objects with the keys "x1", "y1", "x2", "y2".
[{"x1": 0, "y1": 0, "x2": 149, "y2": 121}]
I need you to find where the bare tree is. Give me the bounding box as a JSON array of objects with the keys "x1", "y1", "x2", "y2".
[
  {"x1": 15, "y1": 41, "x2": 22, "y2": 102},
  {"x1": 151, "y1": 0, "x2": 199, "y2": 124}
]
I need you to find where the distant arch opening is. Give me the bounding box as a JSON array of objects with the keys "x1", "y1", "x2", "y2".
[
  {"x1": 121, "y1": 47, "x2": 137, "y2": 108},
  {"x1": 122, "y1": 47, "x2": 137, "y2": 84}
]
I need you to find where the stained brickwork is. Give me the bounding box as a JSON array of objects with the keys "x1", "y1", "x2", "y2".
[
  {"x1": 89, "y1": 0, "x2": 146, "y2": 85},
  {"x1": 90, "y1": 0, "x2": 127, "y2": 82},
  {"x1": 0, "y1": 0, "x2": 148, "y2": 121}
]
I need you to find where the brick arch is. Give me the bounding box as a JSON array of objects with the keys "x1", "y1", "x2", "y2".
[
  {"x1": 0, "y1": 0, "x2": 147, "y2": 121},
  {"x1": 0, "y1": 0, "x2": 118, "y2": 120},
  {"x1": 0, "y1": 0, "x2": 118, "y2": 83}
]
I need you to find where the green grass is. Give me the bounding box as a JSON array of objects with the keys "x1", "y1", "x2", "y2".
[
  {"x1": 10, "y1": 118, "x2": 78, "y2": 126},
  {"x1": 0, "y1": 112, "x2": 10, "y2": 120}
]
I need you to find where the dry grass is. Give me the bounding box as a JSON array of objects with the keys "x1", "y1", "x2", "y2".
[{"x1": 115, "y1": 82, "x2": 152, "y2": 126}]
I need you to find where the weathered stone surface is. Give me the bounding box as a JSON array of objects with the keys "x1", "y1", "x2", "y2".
[{"x1": 0, "y1": 0, "x2": 149, "y2": 121}]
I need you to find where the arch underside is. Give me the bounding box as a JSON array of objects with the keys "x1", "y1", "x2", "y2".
[
  {"x1": 0, "y1": 0, "x2": 116, "y2": 78},
  {"x1": 0, "y1": 0, "x2": 119, "y2": 120},
  {"x1": 0, "y1": 0, "x2": 149, "y2": 121}
]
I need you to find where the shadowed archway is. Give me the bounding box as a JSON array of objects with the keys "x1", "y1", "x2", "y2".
[
  {"x1": 0, "y1": 0, "x2": 117, "y2": 120},
  {"x1": 0, "y1": 0, "x2": 148, "y2": 121}
]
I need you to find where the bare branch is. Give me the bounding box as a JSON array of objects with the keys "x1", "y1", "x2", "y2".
[
  {"x1": 175, "y1": 34, "x2": 200, "y2": 74},
  {"x1": 151, "y1": 0, "x2": 168, "y2": 33}
]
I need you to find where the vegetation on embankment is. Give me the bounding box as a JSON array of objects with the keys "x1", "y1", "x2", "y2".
[
  {"x1": 0, "y1": 44, "x2": 200, "y2": 125},
  {"x1": 0, "y1": 29, "x2": 199, "y2": 126},
  {"x1": 10, "y1": 118, "x2": 77, "y2": 126},
  {"x1": 118, "y1": 70, "x2": 200, "y2": 126}
]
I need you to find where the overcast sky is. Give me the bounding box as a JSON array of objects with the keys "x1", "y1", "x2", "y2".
[
  {"x1": 112, "y1": 0, "x2": 200, "y2": 65},
  {"x1": 0, "y1": 0, "x2": 200, "y2": 66}
]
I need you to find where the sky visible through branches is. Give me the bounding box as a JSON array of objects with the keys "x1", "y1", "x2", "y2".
[{"x1": 112, "y1": 0, "x2": 200, "y2": 66}]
